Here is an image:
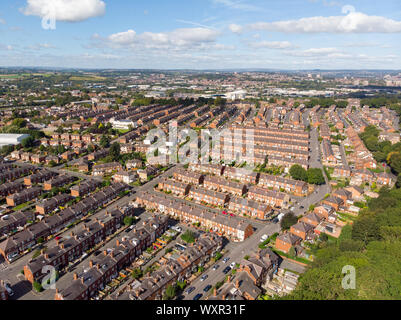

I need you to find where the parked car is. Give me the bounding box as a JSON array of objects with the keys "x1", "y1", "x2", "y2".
[
  {"x1": 212, "y1": 264, "x2": 219, "y2": 271},
  {"x1": 203, "y1": 285, "x2": 212, "y2": 292},
  {"x1": 230, "y1": 262, "x2": 236, "y2": 269},
  {"x1": 193, "y1": 293, "x2": 203, "y2": 301},
  {"x1": 200, "y1": 274, "x2": 208, "y2": 282},
  {"x1": 185, "y1": 287, "x2": 195, "y2": 295},
  {"x1": 223, "y1": 257, "x2": 230, "y2": 263},
  {"x1": 260, "y1": 234, "x2": 268, "y2": 242},
  {"x1": 223, "y1": 266, "x2": 231, "y2": 274},
  {"x1": 4, "y1": 283, "x2": 14, "y2": 297}
]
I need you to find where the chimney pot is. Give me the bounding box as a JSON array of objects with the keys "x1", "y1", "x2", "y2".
[{"x1": 73, "y1": 273, "x2": 78, "y2": 280}]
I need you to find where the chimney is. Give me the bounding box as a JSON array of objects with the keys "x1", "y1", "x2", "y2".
[
  {"x1": 89, "y1": 260, "x2": 94, "y2": 268},
  {"x1": 116, "y1": 239, "x2": 120, "y2": 246},
  {"x1": 213, "y1": 288, "x2": 217, "y2": 297},
  {"x1": 73, "y1": 273, "x2": 78, "y2": 280},
  {"x1": 222, "y1": 294, "x2": 226, "y2": 300},
  {"x1": 227, "y1": 275, "x2": 231, "y2": 283},
  {"x1": 103, "y1": 250, "x2": 107, "y2": 256},
  {"x1": 235, "y1": 280, "x2": 240, "y2": 289}
]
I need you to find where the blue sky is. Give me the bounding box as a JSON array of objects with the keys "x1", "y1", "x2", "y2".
[{"x1": 0, "y1": 0, "x2": 400, "y2": 69}]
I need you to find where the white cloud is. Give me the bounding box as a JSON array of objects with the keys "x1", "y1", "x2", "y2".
[
  {"x1": 108, "y1": 30, "x2": 137, "y2": 45},
  {"x1": 101, "y1": 27, "x2": 221, "y2": 50},
  {"x1": 0, "y1": 18, "x2": 6, "y2": 25},
  {"x1": 250, "y1": 41, "x2": 294, "y2": 49},
  {"x1": 22, "y1": 0, "x2": 106, "y2": 22},
  {"x1": 249, "y1": 11, "x2": 401, "y2": 33},
  {"x1": 229, "y1": 24, "x2": 243, "y2": 34}
]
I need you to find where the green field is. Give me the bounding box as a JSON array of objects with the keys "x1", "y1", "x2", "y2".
[{"x1": 70, "y1": 76, "x2": 107, "y2": 81}]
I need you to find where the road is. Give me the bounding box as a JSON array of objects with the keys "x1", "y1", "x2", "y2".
[{"x1": 184, "y1": 221, "x2": 280, "y2": 300}]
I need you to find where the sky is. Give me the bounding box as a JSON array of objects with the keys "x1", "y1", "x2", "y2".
[{"x1": 0, "y1": 0, "x2": 400, "y2": 70}]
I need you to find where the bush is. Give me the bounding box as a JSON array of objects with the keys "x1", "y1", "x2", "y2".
[
  {"x1": 181, "y1": 230, "x2": 196, "y2": 244},
  {"x1": 280, "y1": 212, "x2": 298, "y2": 230},
  {"x1": 33, "y1": 281, "x2": 43, "y2": 293}
]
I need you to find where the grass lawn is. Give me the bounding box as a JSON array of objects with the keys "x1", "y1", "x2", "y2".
[
  {"x1": 272, "y1": 249, "x2": 312, "y2": 265},
  {"x1": 13, "y1": 202, "x2": 32, "y2": 212}
]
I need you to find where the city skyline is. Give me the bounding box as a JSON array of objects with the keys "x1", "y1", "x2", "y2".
[{"x1": 0, "y1": 0, "x2": 400, "y2": 70}]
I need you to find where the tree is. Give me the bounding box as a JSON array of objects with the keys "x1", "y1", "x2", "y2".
[
  {"x1": 123, "y1": 216, "x2": 135, "y2": 226},
  {"x1": 181, "y1": 230, "x2": 196, "y2": 243},
  {"x1": 288, "y1": 247, "x2": 296, "y2": 258},
  {"x1": 163, "y1": 285, "x2": 176, "y2": 300},
  {"x1": 307, "y1": 168, "x2": 325, "y2": 185},
  {"x1": 110, "y1": 142, "x2": 121, "y2": 161},
  {"x1": 21, "y1": 136, "x2": 35, "y2": 149},
  {"x1": 33, "y1": 281, "x2": 43, "y2": 293},
  {"x1": 389, "y1": 152, "x2": 401, "y2": 175},
  {"x1": 289, "y1": 165, "x2": 308, "y2": 182},
  {"x1": 131, "y1": 268, "x2": 143, "y2": 280},
  {"x1": 12, "y1": 118, "x2": 27, "y2": 128},
  {"x1": 280, "y1": 212, "x2": 298, "y2": 230},
  {"x1": 100, "y1": 135, "x2": 110, "y2": 148}
]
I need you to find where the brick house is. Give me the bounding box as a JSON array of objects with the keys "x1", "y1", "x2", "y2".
[
  {"x1": 275, "y1": 232, "x2": 302, "y2": 254},
  {"x1": 228, "y1": 197, "x2": 273, "y2": 220},
  {"x1": 247, "y1": 186, "x2": 289, "y2": 208},
  {"x1": 158, "y1": 179, "x2": 191, "y2": 196},
  {"x1": 290, "y1": 222, "x2": 315, "y2": 240}
]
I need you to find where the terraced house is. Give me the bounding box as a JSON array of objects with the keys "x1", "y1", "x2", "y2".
[
  {"x1": 189, "y1": 186, "x2": 229, "y2": 207},
  {"x1": 158, "y1": 179, "x2": 190, "y2": 196},
  {"x1": 24, "y1": 170, "x2": 58, "y2": 186},
  {"x1": 92, "y1": 162, "x2": 123, "y2": 177},
  {"x1": 0, "y1": 166, "x2": 35, "y2": 183},
  {"x1": 247, "y1": 186, "x2": 290, "y2": 208},
  {"x1": 35, "y1": 194, "x2": 73, "y2": 215},
  {"x1": 53, "y1": 215, "x2": 168, "y2": 300},
  {"x1": 70, "y1": 180, "x2": 102, "y2": 197},
  {"x1": 203, "y1": 175, "x2": 247, "y2": 196},
  {"x1": 6, "y1": 187, "x2": 42, "y2": 207},
  {"x1": 188, "y1": 163, "x2": 224, "y2": 176},
  {"x1": 0, "y1": 181, "x2": 24, "y2": 197},
  {"x1": 222, "y1": 167, "x2": 259, "y2": 184},
  {"x1": 173, "y1": 169, "x2": 204, "y2": 185},
  {"x1": 258, "y1": 173, "x2": 308, "y2": 196},
  {"x1": 24, "y1": 205, "x2": 137, "y2": 284},
  {"x1": 228, "y1": 197, "x2": 273, "y2": 220},
  {"x1": 0, "y1": 211, "x2": 35, "y2": 237},
  {"x1": 135, "y1": 192, "x2": 253, "y2": 242},
  {"x1": 0, "y1": 183, "x2": 128, "y2": 262},
  {"x1": 118, "y1": 233, "x2": 222, "y2": 300},
  {"x1": 43, "y1": 175, "x2": 77, "y2": 191}
]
